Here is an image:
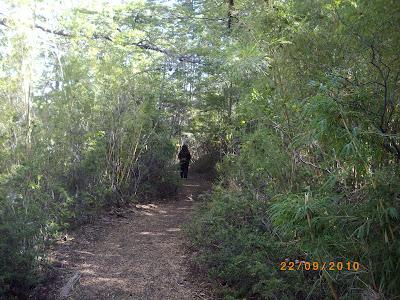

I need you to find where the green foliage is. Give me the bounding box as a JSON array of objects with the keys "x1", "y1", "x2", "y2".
[
  {"x1": 186, "y1": 187, "x2": 322, "y2": 299},
  {"x1": 0, "y1": 170, "x2": 51, "y2": 298},
  {"x1": 0, "y1": 1, "x2": 184, "y2": 298},
  {"x1": 1, "y1": 0, "x2": 399, "y2": 298},
  {"x1": 187, "y1": 0, "x2": 400, "y2": 299}
]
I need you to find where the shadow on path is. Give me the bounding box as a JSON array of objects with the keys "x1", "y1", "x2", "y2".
[{"x1": 45, "y1": 173, "x2": 213, "y2": 300}]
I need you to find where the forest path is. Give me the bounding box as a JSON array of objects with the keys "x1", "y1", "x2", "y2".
[{"x1": 47, "y1": 173, "x2": 213, "y2": 300}]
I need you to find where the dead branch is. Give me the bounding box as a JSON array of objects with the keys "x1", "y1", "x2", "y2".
[
  {"x1": 293, "y1": 150, "x2": 331, "y2": 174},
  {"x1": 59, "y1": 272, "x2": 81, "y2": 299}
]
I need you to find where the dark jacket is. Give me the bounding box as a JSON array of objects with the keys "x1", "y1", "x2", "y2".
[{"x1": 178, "y1": 146, "x2": 191, "y2": 165}]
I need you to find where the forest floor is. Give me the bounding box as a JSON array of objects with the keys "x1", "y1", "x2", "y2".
[{"x1": 38, "y1": 173, "x2": 215, "y2": 300}]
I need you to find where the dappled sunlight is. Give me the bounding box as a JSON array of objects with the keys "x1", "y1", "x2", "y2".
[
  {"x1": 177, "y1": 207, "x2": 192, "y2": 210},
  {"x1": 139, "y1": 231, "x2": 166, "y2": 236},
  {"x1": 166, "y1": 227, "x2": 181, "y2": 232},
  {"x1": 39, "y1": 174, "x2": 211, "y2": 299},
  {"x1": 83, "y1": 276, "x2": 127, "y2": 286},
  {"x1": 74, "y1": 250, "x2": 96, "y2": 256},
  {"x1": 135, "y1": 203, "x2": 158, "y2": 209},
  {"x1": 139, "y1": 227, "x2": 182, "y2": 234},
  {"x1": 136, "y1": 204, "x2": 158, "y2": 209},
  {"x1": 80, "y1": 268, "x2": 96, "y2": 276},
  {"x1": 135, "y1": 203, "x2": 167, "y2": 215},
  {"x1": 141, "y1": 211, "x2": 154, "y2": 216}
]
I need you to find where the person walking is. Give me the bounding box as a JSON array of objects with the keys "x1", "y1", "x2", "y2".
[{"x1": 178, "y1": 144, "x2": 191, "y2": 179}]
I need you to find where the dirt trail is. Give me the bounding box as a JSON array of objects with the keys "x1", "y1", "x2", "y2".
[{"x1": 46, "y1": 173, "x2": 213, "y2": 300}]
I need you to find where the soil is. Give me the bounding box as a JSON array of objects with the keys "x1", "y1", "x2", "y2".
[{"x1": 37, "y1": 173, "x2": 215, "y2": 300}]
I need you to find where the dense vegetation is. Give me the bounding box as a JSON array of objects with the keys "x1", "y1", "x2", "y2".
[
  {"x1": 1, "y1": 0, "x2": 399, "y2": 299},
  {"x1": 187, "y1": 0, "x2": 400, "y2": 299}
]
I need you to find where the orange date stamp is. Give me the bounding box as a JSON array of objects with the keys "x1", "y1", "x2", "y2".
[{"x1": 280, "y1": 260, "x2": 360, "y2": 271}]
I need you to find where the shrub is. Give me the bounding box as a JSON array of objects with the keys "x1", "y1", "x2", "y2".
[{"x1": 186, "y1": 186, "x2": 326, "y2": 299}]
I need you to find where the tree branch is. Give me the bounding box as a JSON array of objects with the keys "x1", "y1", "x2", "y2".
[
  {"x1": 293, "y1": 150, "x2": 332, "y2": 174},
  {"x1": 0, "y1": 17, "x2": 9, "y2": 28},
  {"x1": 0, "y1": 17, "x2": 202, "y2": 64}
]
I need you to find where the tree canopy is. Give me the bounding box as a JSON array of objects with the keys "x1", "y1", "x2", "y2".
[{"x1": 0, "y1": 0, "x2": 399, "y2": 299}]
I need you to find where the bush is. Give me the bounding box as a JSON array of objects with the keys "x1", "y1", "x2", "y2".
[
  {"x1": 0, "y1": 117, "x2": 178, "y2": 298},
  {"x1": 187, "y1": 152, "x2": 400, "y2": 299},
  {"x1": 0, "y1": 174, "x2": 50, "y2": 299},
  {"x1": 186, "y1": 186, "x2": 326, "y2": 299}
]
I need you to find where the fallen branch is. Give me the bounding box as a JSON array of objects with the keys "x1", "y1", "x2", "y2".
[{"x1": 59, "y1": 272, "x2": 81, "y2": 299}]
